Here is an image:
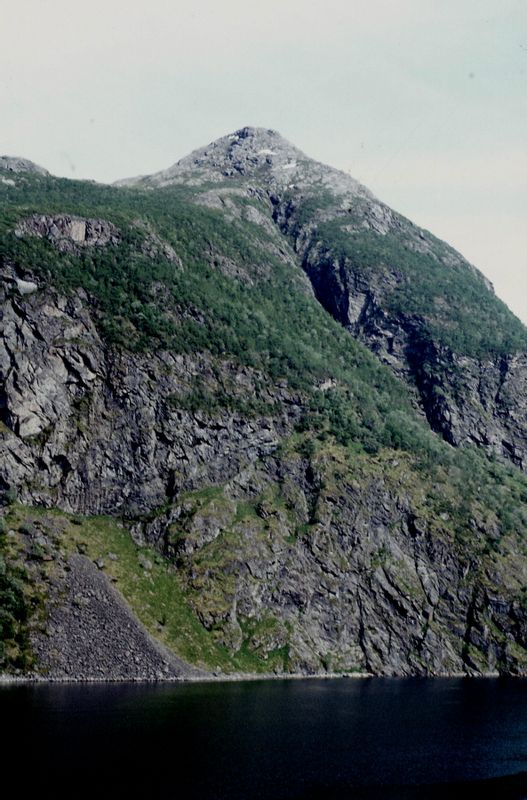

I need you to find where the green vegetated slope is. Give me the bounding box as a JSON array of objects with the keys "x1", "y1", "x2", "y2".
[
  {"x1": 283, "y1": 188, "x2": 527, "y2": 359},
  {"x1": 1, "y1": 164, "x2": 527, "y2": 674},
  {"x1": 0, "y1": 170, "x2": 425, "y2": 448},
  {"x1": 0, "y1": 512, "x2": 36, "y2": 671}
]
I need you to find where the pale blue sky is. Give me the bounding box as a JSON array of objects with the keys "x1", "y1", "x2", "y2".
[{"x1": 2, "y1": 0, "x2": 526, "y2": 320}]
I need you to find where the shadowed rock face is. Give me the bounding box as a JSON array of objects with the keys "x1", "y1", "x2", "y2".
[
  {"x1": 280, "y1": 230, "x2": 527, "y2": 467},
  {"x1": 282, "y1": 213, "x2": 527, "y2": 468},
  {"x1": 160, "y1": 453, "x2": 527, "y2": 676}
]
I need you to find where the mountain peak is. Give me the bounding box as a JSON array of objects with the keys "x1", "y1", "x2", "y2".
[
  {"x1": 226, "y1": 125, "x2": 300, "y2": 151},
  {"x1": 0, "y1": 156, "x2": 49, "y2": 177},
  {"x1": 116, "y1": 126, "x2": 366, "y2": 198},
  {"x1": 231, "y1": 125, "x2": 281, "y2": 139},
  {"x1": 142, "y1": 125, "x2": 307, "y2": 187}
]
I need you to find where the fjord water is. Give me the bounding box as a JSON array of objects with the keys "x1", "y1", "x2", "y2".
[{"x1": 6, "y1": 678, "x2": 527, "y2": 799}]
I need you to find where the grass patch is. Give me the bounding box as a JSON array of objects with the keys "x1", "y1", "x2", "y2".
[{"x1": 2, "y1": 504, "x2": 295, "y2": 674}]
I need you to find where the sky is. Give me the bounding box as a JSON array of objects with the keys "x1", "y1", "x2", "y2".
[{"x1": 2, "y1": 0, "x2": 526, "y2": 321}]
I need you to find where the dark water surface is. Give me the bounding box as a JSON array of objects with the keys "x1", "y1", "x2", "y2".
[{"x1": 4, "y1": 677, "x2": 527, "y2": 799}]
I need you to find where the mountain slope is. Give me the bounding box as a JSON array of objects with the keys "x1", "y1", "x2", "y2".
[
  {"x1": 120, "y1": 126, "x2": 527, "y2": 467},
  {"x1": 1, "y1": 130, "x2": 527, "y2": 677}
]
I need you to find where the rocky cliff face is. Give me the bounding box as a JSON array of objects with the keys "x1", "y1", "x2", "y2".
[
  {"x1": 3, "y1": 261, "x2": 527, "y2": 677},
  {"x1": 0, "y1": 262, "x2": 297, "y2": 515},
  {"x1": 164, "y1": 452, "x2": 527, "y2": 676},
  {"x1": 275, "y1": 204, "x2": 527, "y2": 469},
  {"x1": 2, "y1": 129, "x2": 527, "y2": 678}
]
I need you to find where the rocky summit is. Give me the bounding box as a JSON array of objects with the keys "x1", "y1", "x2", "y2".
[{"x1": 1, "y1": 126, "x2": 527, "y2": 680}]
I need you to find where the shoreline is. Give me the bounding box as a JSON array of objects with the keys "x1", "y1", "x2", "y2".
[{"x1": 0, "y1": 669, "x2": 514, "y2": 686}]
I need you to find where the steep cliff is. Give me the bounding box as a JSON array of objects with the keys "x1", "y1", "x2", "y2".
[{"x1": 1, "y1": 130, "x2": 527, "y2": 678}]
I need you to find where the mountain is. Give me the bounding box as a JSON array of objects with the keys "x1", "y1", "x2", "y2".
[
  {"x1": 120, "y1": 127, "x2": 527, "y2": 468},
  {"x1": 1, "y1": 127, "x2": 527, "y2": 679}
]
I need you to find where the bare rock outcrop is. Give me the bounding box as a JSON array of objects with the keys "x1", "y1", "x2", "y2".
[
  {"x1": 14, "y1": 214, "x2": 121, "y2": 253},
  {"x1": 0, "y1": 156, "x2": 49, "y2": 176}
]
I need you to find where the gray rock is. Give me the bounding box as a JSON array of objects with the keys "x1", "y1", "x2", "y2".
[
  {"x1": 14, "y1": 213, "x2": 121, "y2": 253},
  {"x1": 0, "y1": 156, "x2": 49, "y2": 176},
  {"x1": 16, "y1": 278, "x2": 38, "y2": 295},
  {"x1": 116, "y1": 126, "x2": 370, "y2": 201}
]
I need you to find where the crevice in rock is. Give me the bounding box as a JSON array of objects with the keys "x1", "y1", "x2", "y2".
[
  {"x1": 304, "y1": 460, "x2": 321, "y2": 525},
  {"x1": 0, "y1": 387, "x2": 13, "y2": 430},
  {"x1": 462, "y1": 587, "x2": 480, "y2": 671},
  {"x1": 356, "y1": 593, "x2": 371, "y2": 673},
  {"x1": 52, "y1": 454, "x2": 72, "y2": 481}
]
